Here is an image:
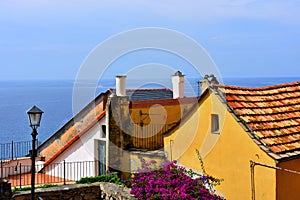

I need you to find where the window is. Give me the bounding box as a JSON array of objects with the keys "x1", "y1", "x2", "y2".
[
  {"x1": 101, "y1": 125, "x2": 106, "y2": 138},
  {"x1": 211, "y1": 114, "x2": 219, "y2": 133}
]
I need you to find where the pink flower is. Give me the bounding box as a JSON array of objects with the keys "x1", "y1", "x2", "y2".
[{"x1": 130, "y1": 160, "x2": 224, "y2": 200}]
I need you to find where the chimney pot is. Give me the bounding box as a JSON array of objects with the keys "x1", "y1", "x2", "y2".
[
  {"x1": 172, "y1": 71, "x2": 184, "y2": 99},
  {"x1": 116, "y1": 75, "x2": 127, "y2": 96}
]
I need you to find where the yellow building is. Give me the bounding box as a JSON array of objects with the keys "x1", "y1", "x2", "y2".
[
  {"x1": 164, "y1": 77, "x2": 300, "y2": 200},
  {"x1": 35, "y1": 72, "x2": 300, "y2": 199}
]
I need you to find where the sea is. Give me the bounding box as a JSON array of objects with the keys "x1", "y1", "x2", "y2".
[{"x1": 0, "y1": 77, "x2": 299, "y2": 144}]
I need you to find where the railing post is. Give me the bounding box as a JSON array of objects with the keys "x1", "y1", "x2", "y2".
[
  {"x1": 36, "y1": 139, "x2": 38, "y2": 152},
  {"x1": 11, "y1": 141, "x2": 14, "y2": 160},
  {"x1": 63, "y1": 160, "x2": 66, "y2": 185},
  {"x1": 1, "y1": 160, "x2": 2, "y2": 179},
  {"x1": 19, "y1": 163, "x2": 22, "y2": 189}
]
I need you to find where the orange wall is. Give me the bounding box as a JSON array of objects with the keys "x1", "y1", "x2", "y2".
[
  {"x1": 276, "y1": 158, "x2": 300, "y2": 200},
  {"x1": 129, "y1": 99, "x2": 196, "y2": 126}
]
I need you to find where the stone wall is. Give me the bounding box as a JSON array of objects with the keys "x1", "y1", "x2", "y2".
[
  {"x1": 107, "y1": 96, "x2": 132, "y2": 181},
  {"x1": 11, "y1": 182, "x2": 135, "y2": 200},
  {"x1": 0, "y1": 179, "x2": 12, "y2": 200}
]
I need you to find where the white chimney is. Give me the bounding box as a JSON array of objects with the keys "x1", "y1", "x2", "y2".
[
  {"x1": 172, "y1": 71, "x2": 184, "y2": 99},
  {"x1": 116, "y1": 75, "x2": 126, "y2": 96}
]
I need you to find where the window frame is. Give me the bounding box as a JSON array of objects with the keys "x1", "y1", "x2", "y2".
[{"x1": 211, "y1": 114, "x2": 220, "y2": 134}]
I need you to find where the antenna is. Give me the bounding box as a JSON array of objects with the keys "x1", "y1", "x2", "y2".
[{"x1": 196, "y1": 80, "x2": 201, "y2": 96}]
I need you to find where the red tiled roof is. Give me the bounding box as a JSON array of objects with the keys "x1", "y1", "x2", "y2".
[
  {"x1": 219, "y1": 81, "x2": 300, "y2": 155},
  {"x1": 129, "y1": 97, "x2": 198, "y2": 108},
  {"x1": 44, "y1": 110, "x2": 106, "y2": 166}
]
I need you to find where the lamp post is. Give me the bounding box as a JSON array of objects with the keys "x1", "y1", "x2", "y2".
[{"x1": 27, "y1": 106, "x2": 43, "y2": 200}]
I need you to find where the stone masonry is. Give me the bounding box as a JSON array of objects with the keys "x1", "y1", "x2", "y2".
[{"x1": 11, "y1": 182, "x2": 135, "y2": 200}]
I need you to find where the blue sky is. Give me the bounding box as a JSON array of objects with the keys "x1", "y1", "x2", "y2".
[{"x1": 0, "y1": 0, "x2": 300, "y2": 80}]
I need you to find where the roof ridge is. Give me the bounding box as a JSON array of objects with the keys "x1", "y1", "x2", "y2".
[{"x1": 215, "y1": 81, "x2": 300, "y2": 91}]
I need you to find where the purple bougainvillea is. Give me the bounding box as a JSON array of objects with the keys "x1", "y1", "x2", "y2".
[{"x1": 130, "y1": 160, "x2": 224, "y2": 200}]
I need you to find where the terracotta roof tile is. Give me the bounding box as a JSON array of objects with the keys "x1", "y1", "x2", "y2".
[
  {"x1": 43, "y1": 110, "x2": 106, "y2": 167},
  {"x1": 221, "y1": 81, "x2": 300, "y2": 155}
]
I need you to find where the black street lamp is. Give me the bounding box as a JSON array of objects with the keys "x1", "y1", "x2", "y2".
[{"x1": 27, "y1": 106, "x2": 43, "y2": 200}]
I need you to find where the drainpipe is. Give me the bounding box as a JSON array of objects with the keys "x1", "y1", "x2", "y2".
[
  {"x1": 105, "y1": 98, "x2": 111, "y2": 173},
  {"x1": 170, "y1": 140, "x2": 174, "y2": 160},
  {"x1": 250, "y1": 161, "x2": 256, "y2": 200}
]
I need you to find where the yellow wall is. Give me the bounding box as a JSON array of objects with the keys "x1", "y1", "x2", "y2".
[
  {"x1": 164, "y1": 91, "x2": 276, "y2": 200},
  {"x1": 129, "y1": 151, "x2": 166, "y2": 172}
]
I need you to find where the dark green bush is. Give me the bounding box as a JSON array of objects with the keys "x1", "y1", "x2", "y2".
[{"x1": 76, "y1": 173, "x2": 124, "y2": 186}]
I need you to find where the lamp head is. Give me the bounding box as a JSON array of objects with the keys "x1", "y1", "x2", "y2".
[{"x1": 27, "y1": 106, "x2": 43, "y2": 129}]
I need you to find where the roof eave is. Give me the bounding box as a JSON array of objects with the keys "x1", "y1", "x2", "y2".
[
  {"x1": 43, "y1": 110, "x2": 106, "y2": 167},
  {"x1": 37, "y1": 90, "x2": 111, "y2": 152},
  {"x1": 212, "y1": 85, "x2": 300, "y2": 162}
]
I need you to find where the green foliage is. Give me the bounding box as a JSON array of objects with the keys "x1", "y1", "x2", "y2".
[
  {"x1": 12, "y1": 184, "x2": 58, "y2": 192},
  {"x1": 196, "y1": 149, "x2": 224, "y2": 187},
  {"x1": 76, "y1": 173, "x2": 124, "y2": 186},
  {"x1": 39, "y1": 184, "x2": 58, "y2": 188},
  {"x1": 196, "y1": 149, "x2": 207, "y2": 175},
  {"x1": 12, "y1": 186, "x2": 31, "y2": 192}
]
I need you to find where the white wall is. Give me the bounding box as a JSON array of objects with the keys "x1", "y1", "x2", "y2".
[{"x1": 43, "y1": 117, "x2": 106, "y2": 181}]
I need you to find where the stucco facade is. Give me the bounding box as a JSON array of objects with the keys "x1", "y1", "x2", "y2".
[
  {"x1": 42, "y1": 115, "x2": 107, "y2": 181},
  {"x1": 164, "y1": 80, "x2": 300, "y2": 200},
  {"x1": 164, "y1": 91, "x2": 277, "y2": 199}
]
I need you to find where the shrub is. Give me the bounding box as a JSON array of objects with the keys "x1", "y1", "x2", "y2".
[
  {"x1": 130, "y1": 160, "x2": 224, "y2": 200},
  {"x1": 76, "y1": 173, "x2": 124, "y2": 186}
]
